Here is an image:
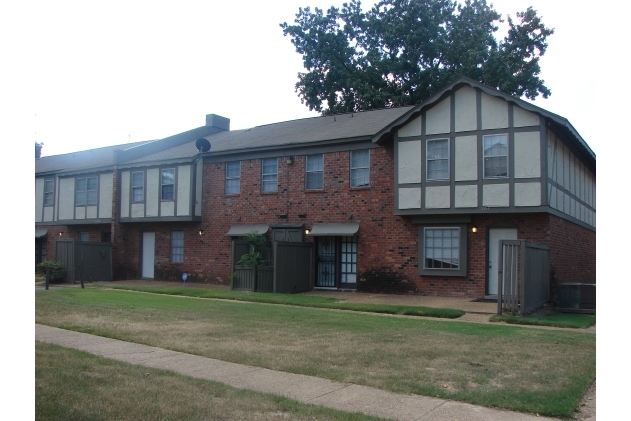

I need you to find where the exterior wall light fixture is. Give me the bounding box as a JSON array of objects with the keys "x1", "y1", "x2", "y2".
[
  {"x1": 287, "y1": 156, "x2": 294, "y2": 165},
  {"x1": 199, "y1": 230, "x2": 205, "y2": 236},
  {"x1": 471, "y1": 227, "x2": 477, "y2": 233},
  {"x1": 305, "y1": 229, "x2": 310, "y2": 235}
]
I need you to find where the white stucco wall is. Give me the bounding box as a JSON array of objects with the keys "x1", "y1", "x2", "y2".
[
  {"x1": 398, "y1": 115, "x2": 422, "y2": 137},
  {"x1": 514, "y1": 131, "x2": 541, "y2": 178},
  {"x1": 513, "y1": 106, "x2": 540, "y2": 127},
  {"x1": 86, "y1": 206, "x2": 97, "y2": 219},
  {"x1": 481, "y1": 93, "x2": 508, "y2": 129},
  {"x1": 99, "y1": 173, "x2": 113, "y2": 218},
  {"x1": 515, "y1": 182, "x2": 541, "y2": 206},
  {"x1": 131, "y1": 203, "x2": 144, "y2": 217},
  {"x1": 177, "y1": 165, "x2": 190, "y2": 216},
  {"x1": 398, "y1": 140, "x2": 422, "y2": 184},
  {"x1": 161, "y1": 201, "x2": 175, "y2": 217},
  {"x1": 426, "y1": 97, "x2": 451, "y2": 135},
  {"x1": 398, "y1": 187, "x2": 421, "y2": 209},
  {"x1": 454, "y1": 86, "x2": 477, "y2": 132},
  {"x1": 454, "y1": 135, "x2": 477, "y2": 181},
  {"x1": 58, "y1": 178, "x2": 75, "y2": 220},
  {"x1": 43, "y1": 206, "x2": 54, "y2": 221},
  {"x1": 425, "y1": 186, "x2": 450, "y2": 208},
  {"x1": 454, "y1": 185, "x2": 477, "y2": 208},
  {"x1": 75, "y1": 206, "x2": 85, "y2": 219},
  {"x1": 35, "y1": 178, "x2": 44, "y2": 222},
  {"x1": 120, "y1": 171, "x2": 130, "y2": 218},
  {"x1": 146, "y1": 168, "x2": 159, "y2": 217},
  {"x1": 482, "y1": 184, "x2": 509, "y2": 207}
]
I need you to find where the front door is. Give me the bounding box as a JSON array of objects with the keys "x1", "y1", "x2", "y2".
[
  {"x1": 142, "y1": 232, "x2": 155, "y2": 278},
  {"x1": 316, "y1": 237, "x2": 336, "y2": 287},
  {"x1": 487, "y1": 228, "x2": 518, "y2": 295},
  {"x1": 315, "y1": 236, "x2": 358, "y2": 289}
]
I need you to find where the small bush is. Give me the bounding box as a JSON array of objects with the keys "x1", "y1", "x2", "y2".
[{"x1": 36, "y1": 260, "x2": 65, "y2": 281}]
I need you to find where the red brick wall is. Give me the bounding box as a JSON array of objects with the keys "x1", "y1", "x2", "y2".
[{"x1": 108, "y1": 143, "x2": 596, "y2": 297}]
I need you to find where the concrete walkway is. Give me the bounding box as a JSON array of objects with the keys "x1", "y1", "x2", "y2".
[{"x1": 36, "y1": 324, "x2": 560, "y2": 421}]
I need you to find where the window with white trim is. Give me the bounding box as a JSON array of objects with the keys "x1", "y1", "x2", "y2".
[
  {"x1": 44, "y1": 178, "x2": 54, "y2": 206},
  {"x1": 76, "y1": 177, "x2": 97, "y2": 206},
  {"x1": 262, "y1": 158, "x2": 278, "y2": 192},
  {"x1": 225, "y1": 161, "x2": 240, "y2": 194},
  {"x1": 483, "y1": 134, "x2": 509, "y2": 178},
  {"x1": 161, "y1": 169, "x2": 175, "y2": 200},
  {"x1": 171, "y1": 231, "x2": 184, "y2": 263},
  {"x1": 306, "y1": 154, "x2": 324, "y2": 190},
  {"x1": 427, "y1": 138, "x2": 449, "y2": 181},
  {"x1": 418, "y1": 224, "x2": 467, "y2": 277},
  {"x1": 350, "y1": 150, "x2": 369, "y2": 187},
  {"x1": 132, "y1": 171, "x2": 144, "y2": 202}
]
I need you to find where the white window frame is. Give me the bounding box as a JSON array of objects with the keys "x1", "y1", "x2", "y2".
[
  {"x1": 225, "y1": 161, "x2": 241, "y2": 194},
  {"x1": 161, "y1": 168, "x2": 175, "y2": 200},
  {"x1": 44, "y1": 178, "x2": 54, "y2": 206},
  {"x1": 261, "y1": 158, "x2": 278, "y2": 192},
  {"x1": 171, "y1": 231, "x2": 184, "y2": 263},
  {"x1": 483, "y1": 134, "x2": 509, "y2": 179},
  {"x1": 132, "y1": 171, "x2": 144, "y2": 202},
  {"x1": 426, "y1": 138, "x2": 450, "y2": 181},
  {"x1": 350, "y1": 150, "x2": 370, "y2": 187},
  {"x1": 76, "y1": 176, "x2": 98, "y2": 206},
  {"x1": 306, "y1": 154, "x2": 324, "y2": 190}
]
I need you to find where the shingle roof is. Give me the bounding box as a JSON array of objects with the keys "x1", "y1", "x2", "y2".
[
  {"x1": 123, "y1": 106, "x2": 415, "y2": 164},
  {"x1": 35, "y1": 140, "x2": 152, "y2": 175}
]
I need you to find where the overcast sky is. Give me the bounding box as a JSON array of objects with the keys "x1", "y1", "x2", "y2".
[{"x1": 5, "y1": 0, "x2": 621, "y2": 157}]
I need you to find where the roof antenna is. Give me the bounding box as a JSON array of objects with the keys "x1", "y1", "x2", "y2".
[{"x1": 194, "y1": 138, "x2": 211, "y2": 165}]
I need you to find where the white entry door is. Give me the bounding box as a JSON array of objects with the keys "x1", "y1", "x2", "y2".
[
  {"x1": 142, "y1": 232, "x2": 155, "y2": 278},
  {"x1": 487, "y1": 228, "x2": 518, "y2": 295}
]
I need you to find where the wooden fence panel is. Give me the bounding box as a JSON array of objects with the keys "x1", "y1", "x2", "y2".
[
  {"x1": 232, "y1": 266, "x2": 255, "y2": 290},
  {"x1": 75, "y1": 242, "x2": 113, "y2": 282},
  {"x1": 274, "y1": 242, "x2": 314, "y2": 293},
  {"x1": 54, "y1": 239, "x2": 75, "y2": 283},
  {"x1": 256, "y1": 266, "x2": 274, "y2": 292}
]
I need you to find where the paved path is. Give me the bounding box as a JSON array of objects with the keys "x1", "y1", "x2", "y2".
[{"x1": 36, "y1": 324, "x2": 560, "y2": 421}]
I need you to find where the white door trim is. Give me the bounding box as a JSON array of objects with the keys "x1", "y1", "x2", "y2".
[
  {"x1": 142, "y1": 232, "x2": 155, "y2": 278},
  {"x1": 487, "y1": 228, "x2": 518, "y2": 295}
]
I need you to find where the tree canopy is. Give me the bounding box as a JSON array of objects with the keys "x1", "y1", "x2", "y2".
[{"x1": 280, "y1": 0, "x2": 554, "y2": 115}]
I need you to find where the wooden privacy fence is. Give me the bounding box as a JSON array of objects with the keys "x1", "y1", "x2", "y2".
[
  {"x1": 497, "y1": 240, "x2": 550, "y2": 315},
  {"x1": 55, "y1": 239, "x2": 113, "y2": 283},
  {"x1": 231, "y1": 240, "x2": 313, "y2": 293}
]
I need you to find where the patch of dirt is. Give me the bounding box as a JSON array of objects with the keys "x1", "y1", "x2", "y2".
[{"x1": 574, "y1": 379, "x2": 596, "y2": 421}]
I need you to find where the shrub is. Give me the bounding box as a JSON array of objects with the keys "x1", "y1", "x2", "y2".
[
  {"x1": 36, "y1": 260, "x2": 65, "y2": 282},
  {"x1": 237, "y1": 231, "x2": 268, "y2": 267}
]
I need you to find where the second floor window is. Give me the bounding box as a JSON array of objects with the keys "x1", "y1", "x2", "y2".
[
  {"x1": 225, "y1": 161, "x2": 241, "y2": 194},
  {"x1": 44, "y1": 178, "x2": 54, "y2": 206},
  {"x1": 350, "y1": 150, "x2": 370, "y2": 187},
  {"x1": 262, "y1": 158, "x2": 278, "y2": 192},
  {"x1": 161, "y1": 169, "x2": 175, "y2": 200},
  {"x1": 483, "y1": 134, "x2": 509, "y2": 178},
  {"x1": 132, "y1": 171, "x2": 144, "y2": 202},
  {"x1": 76, "y1": 176, "x2": 97, "y2": 206},
  {"x1": 427, "y1": 139, "x2": 449, "y2": 181},
  {"x1": 306, "y1": 154, "x2": 324, "y2": 190}
]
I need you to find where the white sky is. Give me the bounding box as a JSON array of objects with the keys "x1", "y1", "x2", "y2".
[
  {"x1": 2, "y1": 0, "x2": 620, "y2": 157},
  {"x1": 2, "y1": 1, "x2": 627, "y2": 417}
]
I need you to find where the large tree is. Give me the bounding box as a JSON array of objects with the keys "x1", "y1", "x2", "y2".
[{"x1": 280, "y1": 0, "x2": 554, "y2": 115}]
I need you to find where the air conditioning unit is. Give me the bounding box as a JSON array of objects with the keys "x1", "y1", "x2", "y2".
[{"x1": 556, "y1": 283, "x2": 596, "y2": 313}]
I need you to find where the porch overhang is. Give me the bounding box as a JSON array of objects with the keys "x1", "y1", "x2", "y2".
[
  {"x1": 225, "y1": 224, "x2": 270, "y2": 236},
  {"x1": 307, "y1": 223, "x2": 359, "y2": 236},
  {"x1": 35, "y1": 228, "x2": 48, "y2": 238}
]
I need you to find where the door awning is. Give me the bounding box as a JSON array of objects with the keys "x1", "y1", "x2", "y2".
[
  {"x1": 225, "y1": 224, "x2": 270, "y2": 236},
  {"x1": 307, "y1": 223, "x2": 359, "y2": 236},
  {"x1": 35, "y1": 228, "x2": 48, "y2": 238}
]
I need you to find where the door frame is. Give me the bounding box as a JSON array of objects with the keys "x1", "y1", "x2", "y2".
[
  {"x1": 315, "y1": 236, "x2": 358, "y2": 289},
  {"x1": 487, "y1": 224, "x2": 518, "y2": 296},
  {"x1": 141, "y1": 231, "x2": 155, "y2": 279}
]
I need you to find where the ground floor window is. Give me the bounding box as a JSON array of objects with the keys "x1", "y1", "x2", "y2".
[
  {"x1": 316, "y1": 236, "x2": 357, "y2": 288},
  {"x1": 79, "y1": 232, "x2": 89, "y2": 242},
  {"x1": 35, "y1": 239, "x2": 47, "y2": 266},
  {"x1": 171, "y1": 231, "x2": 184, "y2": 262},
  {"x1": 418, "y1": 224, "x2": 467, "y2": 277}
]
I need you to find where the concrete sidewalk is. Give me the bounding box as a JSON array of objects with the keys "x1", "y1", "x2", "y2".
[{"x1": 36, "y1": 324, "x2": 559, "y2": 421}]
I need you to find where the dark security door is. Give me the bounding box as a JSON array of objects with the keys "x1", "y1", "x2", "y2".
[{"x1": 316, "y1": 237, "x2": 336, "y2": 287}]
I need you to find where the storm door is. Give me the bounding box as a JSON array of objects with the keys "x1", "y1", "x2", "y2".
[
  {"x1": 339, "y1": 236, "x2": 357, "y2": 288},
  {"x1": 316, "y1": 237, "x2": 336, "y2": 287}
]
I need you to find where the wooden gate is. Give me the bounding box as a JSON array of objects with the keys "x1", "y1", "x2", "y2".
[
  {"x1": 55, "y1": 239, "x2": 113, "y2": 283},
  {"x1": 497, "y1": 240, "x2": 550, "y2": 315}
]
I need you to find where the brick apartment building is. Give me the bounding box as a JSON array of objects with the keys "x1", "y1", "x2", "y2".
[{"x1": 35, "y1": 78, "x2": 596, "y2": 297}]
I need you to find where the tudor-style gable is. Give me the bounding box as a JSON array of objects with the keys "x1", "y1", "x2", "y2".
[{"x1": 375, "y1": 77, "x2": 595, "y2": 231}]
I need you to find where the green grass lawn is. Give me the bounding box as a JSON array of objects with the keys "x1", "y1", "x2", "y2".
[
  {"x1": 36, "y1": 288, "x2": 596, "y2": 418},
  {"x1": 36, "y1": 342, "x2": 390, "y2": 421},
  {"x1": 491, "y1": 312, "x2": 596, "y2": 329},
  {"x1": 109, "y1": 285, "x2": 465, "y2": 318}
]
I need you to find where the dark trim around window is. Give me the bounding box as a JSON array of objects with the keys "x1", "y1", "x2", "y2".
[{"x1": 418, "y1": 223, "x2": 468, "y2": 277}]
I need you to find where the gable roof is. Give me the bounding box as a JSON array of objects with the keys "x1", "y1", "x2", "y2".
[
  {"x1": 372, "y1": 77, "x2": 595, "y2": 168},
  {"x1": 122, "y1": 106, "x2": 415, "y2": 165}
]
